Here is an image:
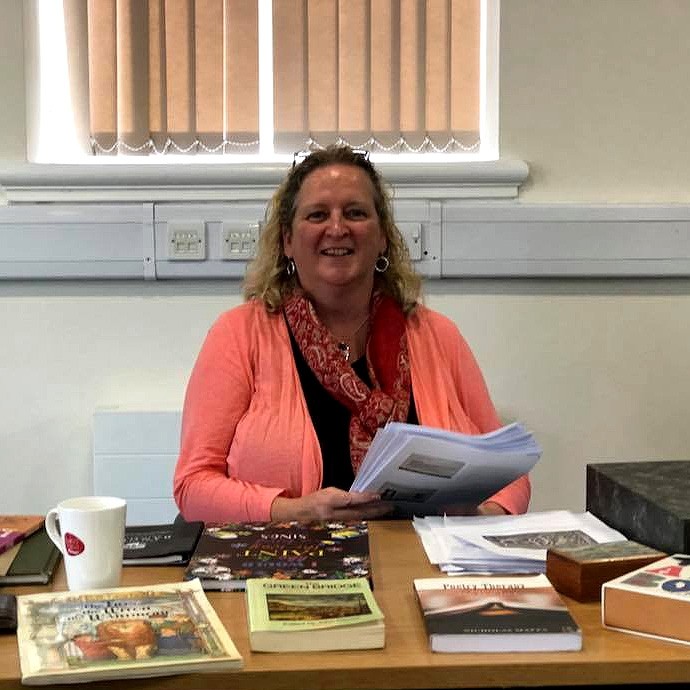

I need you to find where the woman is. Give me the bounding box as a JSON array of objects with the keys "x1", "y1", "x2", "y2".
[{"x1": 173, "y1": 146, "x2": 530, "y2": 522}]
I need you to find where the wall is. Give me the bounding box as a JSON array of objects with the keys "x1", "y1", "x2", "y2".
[{"x1": 2, "y1": 0, "x2": 690, "y2": 515}]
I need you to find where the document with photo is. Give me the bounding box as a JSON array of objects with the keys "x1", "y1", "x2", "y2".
[{"x1": 351, "y1": 422, "x2": 541, "y2": 516}]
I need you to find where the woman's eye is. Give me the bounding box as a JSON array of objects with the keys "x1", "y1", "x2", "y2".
[
  {"x1": 346, "y1": 208, "x2": 367, "y2": 219},
  {"x1": 307, "y1": 211, "x2": 327, "y2": 221}
]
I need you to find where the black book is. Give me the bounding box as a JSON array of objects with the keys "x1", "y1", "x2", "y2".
[
  {"x1": 0, "y1": 528, "x2": 61, "y2": 586},
  {"x1": 122, "y1": 520, "x2": 204, "y2": 566},
  {"x1": 184, "y1": 520, "x2": 371, "y2": 591}
]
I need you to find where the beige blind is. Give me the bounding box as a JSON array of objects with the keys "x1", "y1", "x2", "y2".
[
  {"x1": 273, "y1": 0, "x2": 480, "y2": 153},
  {"x1": 80, "y1": 0, "x2": 259, "y2": 154}
]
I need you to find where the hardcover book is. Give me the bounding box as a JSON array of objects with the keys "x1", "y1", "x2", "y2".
[
  {"x1": 245, "y1": 577, "x2": 384, "y2": 652},
  {"x1": 586, "y1": 460, "x2": 690, "y2": 553},
  {"x1": 123, "y1": 520, "x2": 204, "y2": 566},
  {"x1": 602, "y1": 553, "x2": 690, "y2": 645},
  {"x1": 184, "y1": 520, "x2": 371, "y2": 591},
  {"x1": 16, "y1": 579, "x2": 243, "y2": 685},
  {"x1": 546, "y1": 540, "x2": 666, "y2": 601},
  {"x1": 0, "y1": 515, "x2": 44, "y2": 555},
  {"x1": 414, "y1": 574, "x2": 582, "y2": 653},
  {"x1": 0, "y1": 528, "x2": 61, "y2": 586}
]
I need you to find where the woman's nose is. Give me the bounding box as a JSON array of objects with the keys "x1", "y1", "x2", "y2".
[{"x1": 327, "y1": 211, "x2": 346, "y2": 234}]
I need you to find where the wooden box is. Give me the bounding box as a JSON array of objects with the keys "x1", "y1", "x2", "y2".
[{"x1": 545, "y1": 540, "x2": 665, "y2": 602}]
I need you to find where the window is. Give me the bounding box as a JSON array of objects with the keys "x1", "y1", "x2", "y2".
[{"x1": 27, "y1": 0, "x2": 498, "y2": 164}]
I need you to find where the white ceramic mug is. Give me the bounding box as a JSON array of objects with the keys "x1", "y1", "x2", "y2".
[{"x1": 45, "y1": 496, "x2": 126, "y2": 591}]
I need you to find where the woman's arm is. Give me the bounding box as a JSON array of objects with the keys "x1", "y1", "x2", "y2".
[{"x1": 173, "y1": 309, "x2": 285, "y2": 522}]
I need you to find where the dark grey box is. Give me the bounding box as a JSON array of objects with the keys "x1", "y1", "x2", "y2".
[{"x1": 586, "y1": 461, "x2": 690, "y2": 554}]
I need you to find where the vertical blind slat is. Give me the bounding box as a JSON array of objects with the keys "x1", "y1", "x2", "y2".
[
  {"x1": 164, "y1": 0, "x2": 195, "y2": 149},
  {"x1": 451, "y1": 0, "x2": 480, "y2": 145},
  {"x1": 307, "y1": 0, "x2": 338, "y2": 139},
  {"x1": 426, "y1": 0, "x2": 450, "y2": 136},
  {"x1": 225, "y1": 0, "x2": 259, "y2": 142},
  {"x1": 273, "y1": 0, "x2": 307, "y2": 150},
  {"x1": 87, "y1": 0, "x2": 117, "y2": 151},
  {"x1": 148, "y1": 0, "x2": 166, "y2": 150},
  {"x1": 117, "y1": 0, "x2": 149, "y2": 151},
  {"x1": 195, "y1": 0, "x2": 224, "y2": 149},
  {"x1": 338, "y1": 0, "x2": 369, "y2": 138},
  {"x1": 370, "y1": 0, "x2": 399, "y2": 147}
]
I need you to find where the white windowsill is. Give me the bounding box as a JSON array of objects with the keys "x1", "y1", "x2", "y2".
[{"x1": 0, "y1": 159, "x2": 529, "y2": 204}]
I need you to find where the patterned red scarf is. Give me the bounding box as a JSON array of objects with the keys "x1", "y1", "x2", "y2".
[{"x1": 283, "y1": 291, "x2": 411, "y2": 474}]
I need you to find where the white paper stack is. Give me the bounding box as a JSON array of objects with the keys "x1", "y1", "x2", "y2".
[
  {"x1": 414, "y1": 511, "x2": 627, "y2": 574},
  {"x1": 351, "y1": 422, "x2": 541, "y2": 516}
]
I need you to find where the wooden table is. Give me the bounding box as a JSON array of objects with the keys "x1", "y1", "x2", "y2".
[{"x1": 1, "y1": 520, "x2": 689, "y2": 689}]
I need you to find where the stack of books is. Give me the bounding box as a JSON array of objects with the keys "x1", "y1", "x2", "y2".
[
  {"x1": 0, "y1": 528, "x2": 61, "y2": 586},
  {"x1": 0, "y1": 515, "x2": 44, "y2": 555},
  {"x1": 351, "y1": 422, "x2": 541, "y2": 516}
]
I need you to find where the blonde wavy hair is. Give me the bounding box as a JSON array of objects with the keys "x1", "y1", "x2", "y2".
[{"x1": 243, "y1": 145, "x2": 422, "y2": 313}]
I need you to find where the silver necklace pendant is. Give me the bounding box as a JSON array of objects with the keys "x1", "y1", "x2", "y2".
[{"x1": 337, "y1": 341, "x2": 351, "y2": 362}]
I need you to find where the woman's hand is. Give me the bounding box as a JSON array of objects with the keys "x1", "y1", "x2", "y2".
[{"x1": 270, "y1": 488, "x2": 393, "y2": 522}]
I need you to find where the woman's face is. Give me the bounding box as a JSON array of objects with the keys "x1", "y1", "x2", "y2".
[{"x1": 283, "y1": 164, "x2": 387, "y2": 302}]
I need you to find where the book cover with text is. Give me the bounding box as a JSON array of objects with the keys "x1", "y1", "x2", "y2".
[
  {"x1": 414, "y1": 574, "x2": 581, "y2": 653},
  {"x1": 184, "y1": 520, "x2": 371, "y2": 591}
]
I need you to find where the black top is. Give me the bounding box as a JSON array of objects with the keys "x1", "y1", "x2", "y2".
[{"x1": 288, "y1": 328, "x2": 419, "y2": 490}]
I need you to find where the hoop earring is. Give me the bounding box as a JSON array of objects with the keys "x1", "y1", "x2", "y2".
[
  {"x1": 285, "y1": 257, "x2": 296, "y2": 277},
  {"x1": 374, "y1": 255, "x2": 390, "y2": 273}
]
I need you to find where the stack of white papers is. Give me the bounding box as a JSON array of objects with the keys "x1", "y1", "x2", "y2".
[
  {"x1": 350, "y1": 422, "x2": 541, "y2": 516},
  {"x1": 414, "y1": 510, "x2": 627, "y2": 574}
]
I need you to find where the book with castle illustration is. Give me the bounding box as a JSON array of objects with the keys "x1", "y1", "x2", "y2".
[
  {"x1": 246, "y1": 577, "x2": 384, "y2": 652},
  {"x1": 602, "y1": 553, "x2": 690, "y2": 645},
  {"x1": 184, "y1": 520, "x2": 371, "y2": 591},
  {"x1": 16, "y1": 579, "x2": 242, "y2": 685},
  {"x1": 414, "y1": 574, "x2": 582, "y2": 653}
]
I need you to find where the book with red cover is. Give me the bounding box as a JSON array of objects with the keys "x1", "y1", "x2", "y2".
[
  {"x1": 184, "y1": 521, "x2": 371, "y2": 591},
  {"x1": 0, "y1": 515, "x2": 44, "y2": 555}
]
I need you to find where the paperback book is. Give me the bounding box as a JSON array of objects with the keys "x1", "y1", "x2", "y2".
[
  {"x1": 414, "y1": 574, "x2": 582, "y2": 653},
  {"x1": 123, "y1": 520, "x2": 204, "y2": 565},
  {"x1": 0, "y1": 515, "x2": 44, "y2": 555},
  {"x1": 0, "y1": 528, "x2": 61, "y2": 586},
  {"x1": 184, "y1": 520, "x2": 371, "y2": 591},
  {"x1": 246, "y1": 577, "x2": 384, "y2": 652},
  {"x1": 602, "y1": 553, "x2": 690, "y2": 645},
  {"x1": 16, "y1": 579, "x2": 243, "y2": 685},
  {"x1": 351, "y1": 421, "x2": 540, "y2": 516}
]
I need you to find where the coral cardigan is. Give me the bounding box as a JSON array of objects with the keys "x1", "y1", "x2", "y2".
[{"x1": 173, "y1": 300, "x2": 530, "y2": 522}]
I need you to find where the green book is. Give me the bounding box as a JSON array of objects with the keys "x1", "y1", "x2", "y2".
[
  {"x1": 245, "y1": 577, "x2": 385, "y2": 653},
  {"x1": 0, "y1": 528, "x2": 61, "y2": 585}
]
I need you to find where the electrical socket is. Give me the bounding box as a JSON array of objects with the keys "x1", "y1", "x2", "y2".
[
  {"x1": 167, "y1": 222, "x2": 206, "y2": 260},
  {"x1": 221, "y1": 222, "x2": 260, "y2": 260}
]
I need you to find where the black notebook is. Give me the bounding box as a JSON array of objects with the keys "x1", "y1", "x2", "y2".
[
  {"x1": 122, "y1": 520, "x2": 204, "y2": 566},
  {"x1": 0, "y1": 528, "x2": 61, "y2": 586}
]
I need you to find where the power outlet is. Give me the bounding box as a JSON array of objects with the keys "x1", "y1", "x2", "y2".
[
  {"x1": 221, "y1": 222, "x2": 260, "y2": 260},
  {"x1": 398, "y1": 222, "x2": 423, "y2": 261},
  {"x1": 167, "y1": 222, "x2": 206, "y2": 260}
]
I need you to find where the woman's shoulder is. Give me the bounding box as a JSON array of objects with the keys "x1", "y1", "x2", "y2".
[
  {"x1": 213, "y1": 299, "x2": 280, "y2": 328},
  {"x1": 408, "y1": 303, "x2": 462, "y2": 337}
]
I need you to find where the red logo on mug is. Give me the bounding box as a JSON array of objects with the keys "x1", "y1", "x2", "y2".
[{"x1": 64, "y1": 532, "x2": 85, "y2": 556}]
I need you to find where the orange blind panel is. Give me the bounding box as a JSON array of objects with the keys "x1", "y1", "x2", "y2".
[
  {"x1": 86, "y1": 0, "x2": 259, "y2": 155},
  {"x1": 273, "y1": 0, "x2": 480, "y2": 153}
]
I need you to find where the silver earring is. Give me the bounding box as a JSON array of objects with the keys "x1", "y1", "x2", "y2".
[
  {"x1": 374, "y1": 255, "x2": 390, "y2": 273},
  {"x1": 286, "y1": 257, "x2": 296, "y2": 277}
]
